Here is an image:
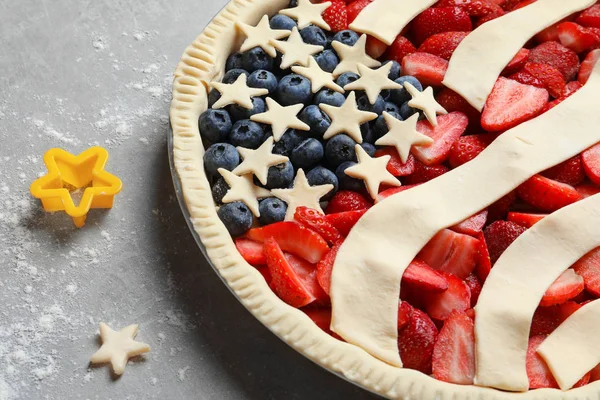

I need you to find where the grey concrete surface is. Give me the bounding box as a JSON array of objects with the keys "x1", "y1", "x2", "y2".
[{"x1": 0, "y1": 1, "x2": 379, "y2": 398}]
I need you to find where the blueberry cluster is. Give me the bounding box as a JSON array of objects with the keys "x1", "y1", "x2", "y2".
[{"x1": 201, "y1": 7, "x2": 424, "y2": 236}]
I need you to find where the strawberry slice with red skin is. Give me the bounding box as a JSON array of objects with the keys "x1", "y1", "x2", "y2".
[
  {"x1": 413, "y1": 112, "x2": 469, "y2": 166},
  {"x1": 432, "y1": 310, "x2": 476, "y2": 385},
  {"x1": 325, "y1": 190, "x2": 372, "y2": 214},
  {"x1": 451, "y1": 210, "x2": 488, "y2": 236},
  {"x1": 535, "y1": 23, "x2": 561, "y2": 43},
  {"x1": 256, "y1": 265, "x2": 273, "y2": 288},
  {"x1": 303, "y1": 307, "x2": 339, "y2": 338},
  {"x1": 511, "y1": 0, "x2": 536, "y2": 11},
  {"x1": 557, "y1": 22, "x2": 600, "y2": 54},
  {"x1": 502, "y1": 48, "x2": 530, "y2": 76},
  {"x1": 436, "y1": 88, "x2": 482, "y2": 131},
  {"x1": 573, "y1": 247, "x2": 600, "y2": 297},
  {"x1": 374, "y1": 148, "x2": 416, "y2": 176},
  {"x1": 579, "y1": 49, "x2": 600, "y2": 84},
  {"x1": 483, "y1": 220, "x2": 527, "y2": 265},
  {"x1": 366, "y1": 35, "x2": 388, "y2": 58},
  {"x1": 418, "y1": 31, "x2": 469, "y2": 60},
  {"x1": 376, "y1": 184, "x2": 420, "y2": 203},
  {"x1": 448, "y1": 134, "x2": 496, "y2": 168},
  {"x1": 522, "y1": 62, "x2": 566, "y2": 98},
  {"x1": 474, "y1": 231, "x2": 492, "y2": 283},
  {"x1": 481, "y1": 77, "x2": 549, "y2": 132},
  {"x1": 322, "y1": 0, "x2": 348, "y2": 32},
  {"x1": 582, "y1": 143, "x2": 600, "y2": 185},
  {"x1": 412, "y1": 7, "x2": 473, "y2": 46},
  {"x1": 564, "y1": 81, "x2": 583, "y2": 97},
  {"x1": 465, "y1": 274, "x2": 482, "y2": 307},
  {"x1": 474, "y1": 7, "x2": 505, "y2": 27},
  {"x1": 404, "y1": 161, "x2": 449, "y2": 185},
  {"x1": 384, "y1": 36, "x2": 417, "y2": 64},
  {"x1": 235, "y1": 238, "x2": 266, "y2": 266},
  {"x1": 401, "y1": 52, "x2": 449, "y2": 87},
  {"x1": 540, "y1": 269, "x2": 585, "y2": 307},
  {"x1": 324, "y1": 209, "x2": 367, "y2": 236},
  {"x1": 346, "y1": 0, "x2": 372, "y2": 24},
  {"x1": 528, "y1": 41, "x2": 580, "y2": 81},
  {"x1": 487, "y1": 191, "x2": 516, "y2": 222},
  {"x1": 403, "y1": 259, "x2": 450, "y2": 293},
  {"x1": 315, "y1": 240, "x2": 343, "y2": 295},
  {"x1": 576, "y1": 183, "x2": 600, "y2": 199},
  {"x1": 425, "y1": 272, "x2": 472, "y2": 320},
  {"x1": 294, "y1": 206, "x2": 343, "y2": 245},
  {"x1": 527, "y1": 335, "x2": 559, "y2": 389},
  {"x1": 542, "y1": 155, "x2": 585, "y2": 187},
  {"x1": 397, "y1": 304, "x2": 439, "y2": 374},
  {"x1": 507, "y1": 212, "x2": 547, "y2": 228},
  {"x1": 397, "y1": 301, "x2": 413, "y2": 330},
  {"x1": 508, "y1": 70, "x2": 544, "y2": 89},
  {"x1": 247, "y1": 222, "x2": 330, "y2": 264},
  {"x1": 418, "y1": 229, "x2": 480, "y2": 279},
  {"x1": 435, "y1": 0, "x2": 504, "y2": 17},
  {"x1": 577, "y1": 5, "x2": 600, "y2": 29},
  {"x1": 517, "y1": 175, "x2": 582, "y2": 212},
  {"x1": 530, "y1": 301, "x2": 583, "y2": 337}
]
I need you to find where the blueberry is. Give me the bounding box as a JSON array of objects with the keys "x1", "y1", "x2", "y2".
[
  {"x1": 391, "y1": 76, "x2": 423, "y2": 105},
  {"x1": 228, "y1": 97, "x2": 266, "y2": 121},
  {"x1": 218, "y1": 202, "x2": 253, "y2": 237},
  {"x1": 258, "y1": 198, "x2": 288, "y2": 225},
  {"x1": 336, "y1": 162, "x2": 364, "y2": 192},
  {"x1": 300, "y1": 25, "x2": 328, "y2": 47},
  {"x1": 242, "y1": 47, "x2": 274, "y2": 72},
  {"x1": 299, "y1": 105, "x2": 331, "y2": 138},
  {"x1": 226, "y1": 53, "x2": 244, "y2": 71},
  {"x1": 361, "y1": 122, "x2": 376, "y2": 144},
  {"x1": 314, "y1": 50, "x2": 339, "y2": 73},
  {"x1": 336, "y1": 72, "x2": 359, "y2": 89},
  {"x1": 360, "y1": 142, "x2": 376, "y2": 157},
  {"x1": 204, "y1": 143, "x2": 240, "y2": 177},
  {"x1": 265, "y1": 161, "x2": 295, "y2": 189},
  {"x1": 291, "y1": 138, "x2": 324, "y2": 169},
  {"x1": 383, "y1": 60, "x2": 402, "y2": 81},
  {"x1": 223, "y1": 68, "x2": 249, "y2": 84},
  {"x1": 384, "y1": 102, "x2": 401, "y2": 115},
  {"x1": 199, "y1": 109, "x2": 232, "y2": 143},
  {"x1": 270, "y1": 14, "x2": 297, "y2": 30},
  {"x1": 314, "y1": 89, "x2": 345, "y2": 107},
  {"x1": 288, "y1": 0, "x2": 298, "y2": 6},
  {"x1": 306, "y1": 166, "x2": 338, "y2": 201},
  {"x1": 374, "y1": 111, "x2": 402, "y2": 140},
  {"x1": 400, "y1": 102, "x2": 419, "y2": 120},
  {"x1": 277, "y1": 74, "x2": 313, "y2": 106},
  {"x1": 356, "y1": 92, "x2": 385, "y2": 115},
  {"x1": 248, "y1": 69, "x2": 278, "y2": 95},
  {"x1": 211, "y1": 177, "x2": 230, "y2": 205},
  {"x1": 332, "y1": 30, "x2": 360, "y2": 47},
  {"x1": 208, "y1": 89, "x2": 221, "y2": 108},
  {"x1": 325, "y1": 134, "x2": 358, "y2": 167},
  {"x1": 229, "y1": 120, "x2": 265, "y2": 149},
  {"x1": 273, "y1": 129, "x2": 305, "y2": 157}
]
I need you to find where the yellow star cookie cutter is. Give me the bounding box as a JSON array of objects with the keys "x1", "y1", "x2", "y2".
[{"x1": 30, "y1": 147, "x2": 123, "y2": 228}]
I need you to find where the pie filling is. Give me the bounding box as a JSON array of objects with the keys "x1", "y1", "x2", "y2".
[{"x1": 196, "y1": 0, "x2": 600, "y2": 393}]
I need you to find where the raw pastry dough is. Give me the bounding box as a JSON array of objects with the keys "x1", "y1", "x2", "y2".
[
  {"x1": 345, "y1": 145, "x2": 400, "y2": 200},
  {"x1": 90, "y1": 323, "x2": 150, "y2": 376}
]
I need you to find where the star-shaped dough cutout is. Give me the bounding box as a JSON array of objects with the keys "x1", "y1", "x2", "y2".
[
  {"x1": 332, "y1": 34, "x2": 381, "y2": 77},
  {"x1": 210, "y1": 74, "x2": 269, "y2": 110},
  {"x1": 250, "y1": 97, "x2": 310, "y2": 142},
  {"x1": 345, "y1": 145, "x2": 401, "y2": 200},
  {"x1": 271, "y1": 27, "x2": 324, "y2": 69},
  {"x1": 271, "y1": 169, "x2": 333, "y2": 220},
  {"x1": 319, "y1": 91, "x2": 378, "y2": 143},
  {"x1": 219, "y1": 168, "x2": 271, "y2": 217},
  {"x1": 280, "y1": 0, "x2": 332, "y2": 30},
  {"x1": 292, "y1": 57, "x2": 344, "y2": 94},
  {"x1": 344, "y1": 63, "x2": 403, "y2": 104},
  {"x1": 90, "y1": 323, "x2": 151, "y2": 376},
  {"x1": 232, "y1": 137, "x2": 289, "y2": 185},
  {"x1": 405, "y1": 82, "x2": 448, "y2": 127},
  {"x1": 237, "y1": 15, "x2": 292, "y2": 58},
  {"x1": 375, "y1": 113, "x2": 434, "y2": 163}
]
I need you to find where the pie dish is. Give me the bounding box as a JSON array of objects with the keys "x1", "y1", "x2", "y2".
[{"x1": 170, "y1": 0, "x2": 600, "y2": 398}]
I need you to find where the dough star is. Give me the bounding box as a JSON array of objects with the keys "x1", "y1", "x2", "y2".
[
  {"x1": 271, "y1": 27, "x2": 324, "y2": 69},
  {"x1": 375, "y1": 113, "x2": 433, "y2": 163},
  {"x1": 237, "y1": 15, "x2": 291, "y2": 58},
  {"x1": 210, "y1": 74, "x2": 269, "y2": 110},
  {"x1": 232, "y1": 137, "x2": 289, "y2": 185},
  {"x1": 292, "y1": 57, "x2": 344, "y2": 93},
  {"x1": 89, "y1": 323, "x2": 151, "y2": 376},
  {"x1": 345, "y1": 145, "x2": 401, "y2": 200},
  {"x1": 405, "y1": 82, "x2": 448, "y2": 127},
  {"x1": 344, "y1": 63, "x2": 403, "y2": 104},
  {"x1": 280, "y1": 0, "x2": 332, "y2": 30},
  {"x1": 219, "y1": 168, "x2": 271, "y2": 217},
  {"x1": 271, "y1": 169, "x2": 333, "y2": 221},
  {"x1": 332, "y1": 34, "x2": 381, "y2": 77},
  {"x1": 319, "y1": 91, "x2": 378, "y2": 143},
  {"x1": 250, "y1": 97, "x2": 310, "y2": 141}
]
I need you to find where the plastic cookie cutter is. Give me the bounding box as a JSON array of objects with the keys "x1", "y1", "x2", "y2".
[{"x1": 30, "y1": 147, "x2": 123, "y2": 228}]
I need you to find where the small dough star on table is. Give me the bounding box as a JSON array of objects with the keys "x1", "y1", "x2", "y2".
[
  {"x1": 344, "y1": 63, "x2": 403, "y2": 104},
  {"x1": 319, "y1": 91, "x2": 378, "y2": 143},
  {"x1": 89, "y1": 323, "x2": 150, "y2": 376},
  {"x1": 345, "y1": 145, "x2": 401, "y2": 200},
  {"x1": 375, "y1": 113, "x2": 434, "y2": 163},
  {"x1": 292, "y1": 57, "x2": 344, "y2": 93},
  {"x1": 232, "y1": 137, "x2": 289, "y2": 185},
  {"x1": 250, "y1": 97, "x2": 310, "y2": 141},
  {"x1": 279, "y1": 0, "x2": 332, "y2": 30},
  {"x1": 271, "y1": 169, "x2": 333, "y2": 221},
  {"x1": 332, "y1": 34, "x2": 381, "y2": 77},
  {"x1": 405, "y1": 82, "x2": 448, "y2": 127},
  {"x1": 236, "y1": 15, "x2": 291, "y2": 58},
  {"x1": 270, "y1": 27, "x2": 324, "y2": 69},
  {"x1": 210, "y1": 74, "x2": 269, "y2": 109},
  {"x1": 218, "y1": 168, "x2": 272, "y2": 217}
]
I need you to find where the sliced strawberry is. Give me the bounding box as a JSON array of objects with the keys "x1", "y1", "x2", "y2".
[
  {"x1": 577, "y1": 5, "x2": 600, "y2": 29},
  {"x1": 376, "y1": 184, "x2": 420, "y2": 203},
  {"x1": 418, "y1": 31, "x2": 469, "y2": 60},
  {"x1": 540, "y1": 269, "x2": 585, "y2": 307},
  {"x1": 451, "y1": 210, "x2": 488, "y2": 236},
  {"x1": 511, "y1": 0, "x2": 536, "y2": 11},
  {"x1": 397, "y1": 304, "x2": 439, "y2": 373},
  {"x1": 412, "y1": 7, "x2": 472, "y2": 46},
  {"x1": 542, "y1": 155, "x2": 585, "y2": 187},
  {"x1": 475, "y1": 231, "x2": 492, "y2": 283},
  {"x1": 590, "y1": 363, "x2": 600, "y2": 382},
  {"x1": 487, "y1": 191, "x2": 517, "y2": 222},
  {"x1": 557, "y1": 22, "x2": 600, "y2": 54},
  {"x1": 535, "y1": 23, "x2": 561, "y2": 43},
  {"x1": 432, "y1": 311, "x2": 476, "y2": 385},
  {"x1": 507, "y1": 212, "x2": 547, "y2": 228},
  {"x1": 527, "y1": 335, "x2": 559, "y2": 389},
  {"x1": 322, "y1": 0, "x2": 348, "y2": 32},
  {"x1": 413, "y1": 112, "x2": 469, "y2": 166},
  {"x1": 374, "y1": 148, "x2": 416, "y2": 176},
  {"x1": 436, "y1": 88, "x2": 482, "y2": 131},
  {"x1": 401, "y1": 52, "x2": 449, "y2": 87},
  {"x1": 397, "y1": 301, "x2": 413, "y2": 330},
  {"x1": 481, "y1": 77, "x2": 549, "y2": 132},
  {"x1": 366, "y1": 35, "x2": 388, "y2": 58},
  {"x1": 316, "y1": 240, "x2": 343, "y2": 295},
  {"x1": 497, "y1": 0, "x2": 521, "y2": 11},
  {"x1": 425, "y1": 272, "x2": 471, "y2": 320},
  {"x1": 247, "y1": 222, "x2": 329, "y2": 264},
  {"x1": 576, "y1": 183, "x2": 600, "y2": 198},
  {"x1": 324, "y1": 209, "x2": 367, "y2": 236},
  {"x1": 294, "y1": 206, "x2": 342, "y2": 245},
  {"x1": 502, "y1": 48, "x2": 530, "y2": 76},
  {"x1": 325, "y1": 190, "x2": 372, "y2": 214},
  {"x1": 346, "y1": 0, "x2": 372, "y2": 24},
  {"x1": 473, "y1": 7, "x2": 505, "y2": 27},
  {"x1": 384, "y1": 36, "x2": 417, "y2": 64},
  {"x1": 582, "y1": 143, "x2": 600, "y2": 185},
  {"x1": 403, "y1": 259, "x2": 450, "y2": 293},
  {"x1": 564, "y1": 81, "x2": 583, "y2": 97},
  {"x1": 256, "y1": 265, "x2": 273, "y2": 288},
  {"x1": 530, "y1": 301, "x2": 583, "y2": 336},
  {"x1": 573, "y1": 247, "x2": 600, "y2": 297},
  {"x1": 303, "y1": 307, "x2": 337, "y2": 337},
  {"x1": 435, "y1": 0, "x2": 503, "y2": 17},
  {"x1": 404, "y1": 161, "x2": 449, "y2": 185},
  {"x1": 522, "y1": 62, "x2": 566, "y2": 98},
  {"x1": 579, "y1": 49, "x2": 600, "y2": 84},
  {"x1": 418, "y1": 229, "x2": 479, "y2": 279},
  {"x1": 529, "y1": 41, "x2": 580, "y2": 81},
  {"x1": 517, "y1": 175, "x2": 582, "y2": 212},
  {"x1": 483, "y1": 220, "x2": 527, "y2": 265},
  {"x1": 448, "y1": 134, "x2": 496, "y2": 168},
  {"x1": 508, "y1": 70, "x2": 544, "y2": 89},
  {"x1": 235, "y1": 238, "x2": 266, "y2": 266},
  {"x1": 465, "y1": 274, "x2": 482, "y2": 307}
]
